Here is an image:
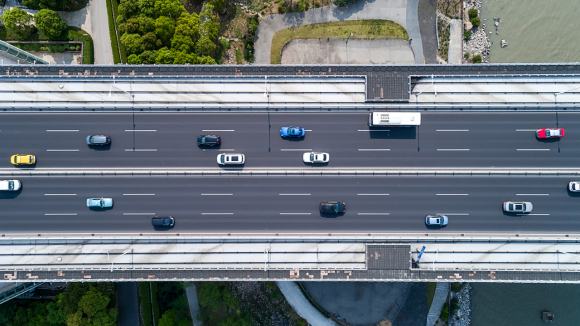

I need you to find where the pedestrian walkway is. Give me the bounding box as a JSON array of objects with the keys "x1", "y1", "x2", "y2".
[
  {"x1": 117, "y1": 283, "x2": 139, "y2": 326},
  {"x1": 447, "y1": 19, "x2": 462, "y2": 64},
  {"x1": 185, "y1": 283, "x2": 202, "y2": 326},
  {"x1": 255, "y1": 0, "x2": 423, "y2": 64},
  {"x1": 276, "y1": 281, "x2": 338, "y2": 326},
  {"x1": 426, "y1": 283, "x2": 449, "y2": 326}
]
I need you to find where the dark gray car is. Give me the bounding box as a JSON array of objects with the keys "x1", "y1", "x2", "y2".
[
  {"x1": 320, "y1": 201, "x2": 346, "y2": 214},
  {"x1": 197, "y1": 135, "x2": 220, "y2": 146},
  {"x1": 151, "y1": 216, "x2": 175, "y2": 227},
  {"x1": 86, "y1": 135, "x2": 111, "y2": 146}
]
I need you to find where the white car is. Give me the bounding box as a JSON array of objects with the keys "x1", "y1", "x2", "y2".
[
  {"x1": 217, "y1": 153, "x2": 245, "y2": 165},
  {"x1": 425, "y1": 215, "x2": 448, "y2": 226},
  {"x1": 302, "y1": 152, "x2": 329, "y2": 164},
  {"x1": 569, "y1": 182, "x2": 580, "y2": 192},
  {"x1": 503, "y1": 201, "x2": 533, "y2": 213},
  {"x1": 0, "y1": 180, "x2": 21, "y2": 191}
]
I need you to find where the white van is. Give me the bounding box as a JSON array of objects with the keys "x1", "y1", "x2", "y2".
[
  {"x1": 369, "y1": 112, "x2": 421, "y2": 127},
  {"x1": 0, "y1": 180, "x2": 21, "y2": 191}
]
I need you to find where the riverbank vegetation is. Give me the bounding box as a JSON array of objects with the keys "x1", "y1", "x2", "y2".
[{"x1": 270, "y1": 19, "x2": 408, "y2": 64}]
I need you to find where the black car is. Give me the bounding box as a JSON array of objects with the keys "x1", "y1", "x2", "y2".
[
  {"x1": 86, "y1": 135, "x2": 111, "y2": 146},
  {"x1": 151, "y1": 216, "x2": 175, "y2": 227},
  {"x1": 320, "y1": 201, "x2": 346, "y2": 214},
  {"x1": 197, "y1": 135, "x2": 221, "y2": 146}
]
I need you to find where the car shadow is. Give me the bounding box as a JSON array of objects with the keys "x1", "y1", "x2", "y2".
[
  {"x1": 535, "y1": 137, "x2": 560, "y2": 143},
  {"x1": 425, "y1": 224, "x2": 447, "y2": 230},
  {"x1": 303, "y1": 162, "x2": 329, "y2": 167},
  {"x1": 283, "y1": 137, "x2": 306, "y2": 142},
  {"x1": 502, "y1": 211, "x2": 529, "y2": 217},
  {"x1": 567, "y1": 190, "x2": 580, "y2": 197},
  {"x1": 152, "y1": 225, "x2": 175, "y2": 231},
  {"x1": 367, "y1": 128, "x2": 417, "y2": 139},
  {"x1": 13, "y1": 164, "x2": 36, "y2": 169},
  {"x1": 88, "y1": 206, "x2": 114, "y2": 212},
  {"x1": 198, "y1": 144, "x2": 222, "y2": 151},
  {"x1": 0, "y1": 189, "x2": 22, "y2": 199},
  {"x1": 319, "y1": 212, "x2": 345, "y2": 218},
  {"x1": 88, "y1": 145, "x2": 112, "y2": 151}
]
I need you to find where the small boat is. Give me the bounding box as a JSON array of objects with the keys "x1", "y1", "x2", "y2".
[{"x1": 542, "y1": 311, "x2": 554, "y2": 323}]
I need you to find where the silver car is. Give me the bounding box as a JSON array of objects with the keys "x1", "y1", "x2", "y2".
[
  {"x1": 302, "y1": 152, "x2": 329, "y2": 163},
  {"x1": 217, "y1": 153, "x2": 245, "y2": 165},
  {"x1": 503, "y1": 201, "x2": 533, "y2": 213},
  {"x1": 569, "y1": 182, "x2": 580, "y2": 192},
  {"x1": 425, "y1": 215, "x2": 448, "y2": 226}
]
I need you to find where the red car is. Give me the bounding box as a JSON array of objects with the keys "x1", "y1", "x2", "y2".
[{"x1": 536, "y1": 128, "x2": 564, "y2": 139}]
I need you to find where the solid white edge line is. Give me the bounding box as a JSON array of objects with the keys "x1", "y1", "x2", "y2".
[
  {"x1": 436, "y1": 130, "x2": 469, "y2": 132},
  {"x1": 45, "y1": 213, "x2": 77, "y2": 216},
  {"x1": 280, "y1": 149, "x2": 312, "y2": 151},
  {"x1": 357, "y1": 213, "x2": 390, "y2": 215},
  {"x1": 47, "y1": 149, "x2": 79, "y2": 152},
  {"x1": 437, "y1": 149, "x2": 470, "y2": 151},
  {"x1": 517, "y1": 149, "x2": 550, "y2": 151},
  {"x1": 201, "y1": 194, "x2": 233, "y2": 196},
  {"x1": 279, "y1": 213, "x2": 311, "y2": 215},
  {"x1": 123, "y1": 194, "x2": 155, "y2": 196},
  {"x1": 436, "y1": 194, "x2": 469, "y2": 196},
  {"x1": 201, "y1": 213, "x2": 234, "y2": 215},
  {"x1": 357, "y1": 194, "x2": 389, "y2": 196},
  {"x1": 358, "y1": 130, "x2": 390, "y2": 132},
  {"x1": 125, "y1": 149, "x2": 158, "y2": 151},
  {"x1": 123, "y1": 213, "x2": 156, "y2": 215},
  {"x1": 279, "y1": 194, "x2": 311, "y2": 196},
  {"x1": 202, "y1": 130, "x2": 235, "y2": 132},
  {"x1": 203, "y1": 149, "x2": 235, "y2": 151},
  {"x1": 358, "y1": 149, "x2": 390, "y2": 151},
  {"x1": 45, "y1": 194, "x2": 76, "y2": 196},
  {"x1": 437, "y1": 213, "x2": 469, "y2": 216},
  {"x1": 46, "y1": 130, "x2": 79, "y2": 132},
  {"x1": 305, "y1": 130, "x2": 312, "y2": 132},
  {"x1": 516, "y1": 194, "x2": 549, "y2": 196},
  {"x1": 516, "y1": 129, "x2": 539, "y2": 131},
  {"x1": 520, "y1": 213, "x2": 550, "y2": 216},
  {"x1": 125, "y1": 130, "x2": 157, "y2": 132}
]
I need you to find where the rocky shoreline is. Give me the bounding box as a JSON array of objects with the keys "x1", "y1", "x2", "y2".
[
  {"x1": 463, "y1": 0, "x2": 491, "y2": 63},
  {"x1": 451, "y1": 283, "x2": 472, "y2": 326}
]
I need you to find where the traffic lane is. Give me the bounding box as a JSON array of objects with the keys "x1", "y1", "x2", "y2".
[{"x1": 1, "y1": 176, "x2": 580, "y2": 233}]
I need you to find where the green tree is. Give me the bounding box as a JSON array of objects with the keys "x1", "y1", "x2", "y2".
[
  {"x1": 139, "y1": 0, "x2": 156, "y2": 17},
  {"x1": 468, "y1": 8, "x2": 478, "y2": 18},
  {"x1": 128, "y1": 53, "x2": 142, "y2": 64},
  {"x1": 47, "y1": 295, "x2": 67, "y2": 325},
  {"x1": 34, "y1": 9, "x2": 67, "y2": 39},
  {"x1": 155, "y1": 16, "x2": 176, "y2": 45},
  {"x1": 140, "y1": 50, "x2": 157, "y2": 63},
  {"x1": 155, "y1": 47, "x2": 175, "y2": 64},
  {"x1": 197, "y1": 282, "x2": 223, "y2": 310},
  {"x1": 472, "y1": 54, "x2": 482, "y2": 63},
  {"x1": 174, "y1": 12, "x2": 200, "y2": 41},
  {"x1": 173, "y1": 51, "x2": 197, "y2": 64},
  {"x1": 211, "y1": 0, "x2": 225, "y2": 14},
  {"x1": 142, "y1": 32, "x2": 158, "y2": 50},
  {"x1": 198, "y1": 55, "x2": 216, "y2": 64},
  {"x1": 126, "y1": 17, "x2": 140, "y2": 33},
  {"x1": 332, "y1": 0, "x2": 352, "y2": 6},
  {"x1": 118, "y1": 0, "x2": 140, "y2": 19},
  {"x1": 121, "y1": 33, "x2": 144, "y2": 54},
  {"x1": 2, "y1": 8, "x2": 35, "y2": 40},
  {"x1": 199, "y1": 4, "x2": 219, "y2": 41},
  {"x1": 22, "y1": 0, "x2": 66, "y2": 10},
  {"x1": 154, "y1": 0, "x2": 185, "y2": 18},
  {"x1": 470, "y1": 17, "x2": 480, "y2": 28},
  {"x1": 195, "y1": 36, "x2": 215, "y2": 56},
  {"x1": 158, "y1": 309, "x2": 177, "y2": 326},
  {"x1": 171, "y1": 34, "x2": 195, "y2": 52},
  {"x1": 78, "y1": 287, "x2": 110, "y2": 318},
  {"x1": 138, "y1": 15, "x2": 155, "y2": 34}
]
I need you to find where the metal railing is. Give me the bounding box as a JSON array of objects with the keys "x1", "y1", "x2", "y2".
[{"x1": 0, "y1": 40, "x2": 49, "y2": 65}]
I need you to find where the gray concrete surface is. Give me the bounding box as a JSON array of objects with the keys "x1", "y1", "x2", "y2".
[
  {"x1": 301, "y1": 281, "x2": 408, "y2": 325},
  {"x1": 277, "y1": 281, "x2": 338, "y2": 326},
  {"x1": 185, "y1": 283, "x2": 202, "y2": 326},
  {"x1": 417, "y1": 0, "x2": 436, "y2": 63},
  {"x1": 426, "y1": 283, "x2": 449, "y2": 326},
  {"x1": 117, "y1": 282, "x2": 139, "y2": 326},
  {"x1": 59, "y1": 0, "x2": 114, "y2": 64},
  {"x1": 280, "y1": 39, "x2": 415, "y2": 64},
  {"x1": 26, "y1": 51, "x2": 81, "y2": 64},
  {"x1": 255, "y1": 0, "x2": 423, "y2": 64},
  {"x1": 447, "y1": 19, "x2": 462, "y2": 64}
]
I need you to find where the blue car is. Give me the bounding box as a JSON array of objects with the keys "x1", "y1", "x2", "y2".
[
  {"x1": 87, "y1": 197, "x2": 113, "y2": 208},
  {"x1": 280, "y1": 127, "x2": 306, "y2": 137}
]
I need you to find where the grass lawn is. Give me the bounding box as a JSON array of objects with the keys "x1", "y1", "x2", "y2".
[{"x1": 270, "y1": 19, "x2": 408, "y2": 64}]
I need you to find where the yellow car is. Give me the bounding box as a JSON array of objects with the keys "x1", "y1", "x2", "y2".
[{"x1": 11, "y1": 154, "x2": 36, "y2": 165}]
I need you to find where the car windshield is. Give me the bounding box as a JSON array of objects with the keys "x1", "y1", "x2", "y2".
[
  {"x1": 509, "y1": 204, "x2": 514, "y2": 210},
  {"x1": 8, "y1": 181, "x2": 13, "y2": 190},
  {"x1": 323, "y1": 154, "x2": 327, "y2": 160},
  {"x1": 333, "y1": 204, "x2": 339, "y2": 212},
  {"x1": 220, "y1": 155, "x2": 225, "y2": 163},
  {"x1": 310, "y1": 154, "x2": 314, "y2": 161},
  {"x1": 201, "y1": 137, "x2": 206, "y2": 144}
]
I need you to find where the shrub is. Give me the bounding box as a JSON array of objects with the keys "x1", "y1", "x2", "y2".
[
  {"x1": 298, "y1": 0, "x2": 308, "y2": 11},
  {"x1": 472, "y1": 54, "x2": 482, "y2": 63},
  {"x1": 463, "y1": 30, "x2": 471, "y2": 40},
  {"x1": 220, "y1": 38, "x2": 230, "y2": 50},
  {"x1": 468, "y1": 9, "x2": 478, "y2": 19},
  {"x1": 140, "y1": 50, "x2": 157, "y2": 64},
  {"x1": 464, "y1": 52, "x2": 470, "y2": 59},
  {"x1": 278, "y1": 0, "x2": 286, "y2": 13},
  {"x1": 470, "y1": 17, "x2": 480, "y2": 28},
  {"x1": 34, "y1": 9, "x2": 67, "y2": 40},
  {"x1": 128, "y1": 53, "x2": 142, "y2": 64}
]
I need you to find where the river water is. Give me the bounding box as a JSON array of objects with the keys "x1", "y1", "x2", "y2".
[
  {"x1": 480, "y1": 0, "x2": 580, "y2": 63},
  {"x1": 471, "y1": 283, "x2": 580, "y2": 326}
]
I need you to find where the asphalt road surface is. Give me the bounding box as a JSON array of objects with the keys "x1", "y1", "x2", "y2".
[
  {"x1": 0, "y1": 111, "x2": 575, "y2": 169},
  {"x1": 1, "y1": 175, "x2": 578, "y2": 234}
]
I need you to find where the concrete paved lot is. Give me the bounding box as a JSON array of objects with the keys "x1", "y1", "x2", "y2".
[
  {"x1": 255, "y1": 0, "x2": 423, "y2": 64},
  {"x1": 301, "y1": 282, "x2": 407, "y2": 325},
  {"x1": 27, "y1": 51, "x2": 81, "y2": 64},
  {"x1": 281, "y1": 39, "x2": 415, "y2": 64}
]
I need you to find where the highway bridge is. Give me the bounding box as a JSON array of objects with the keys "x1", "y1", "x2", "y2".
[{"x1": 0, "y1": 64, "x2": 579, "y2": 283}]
